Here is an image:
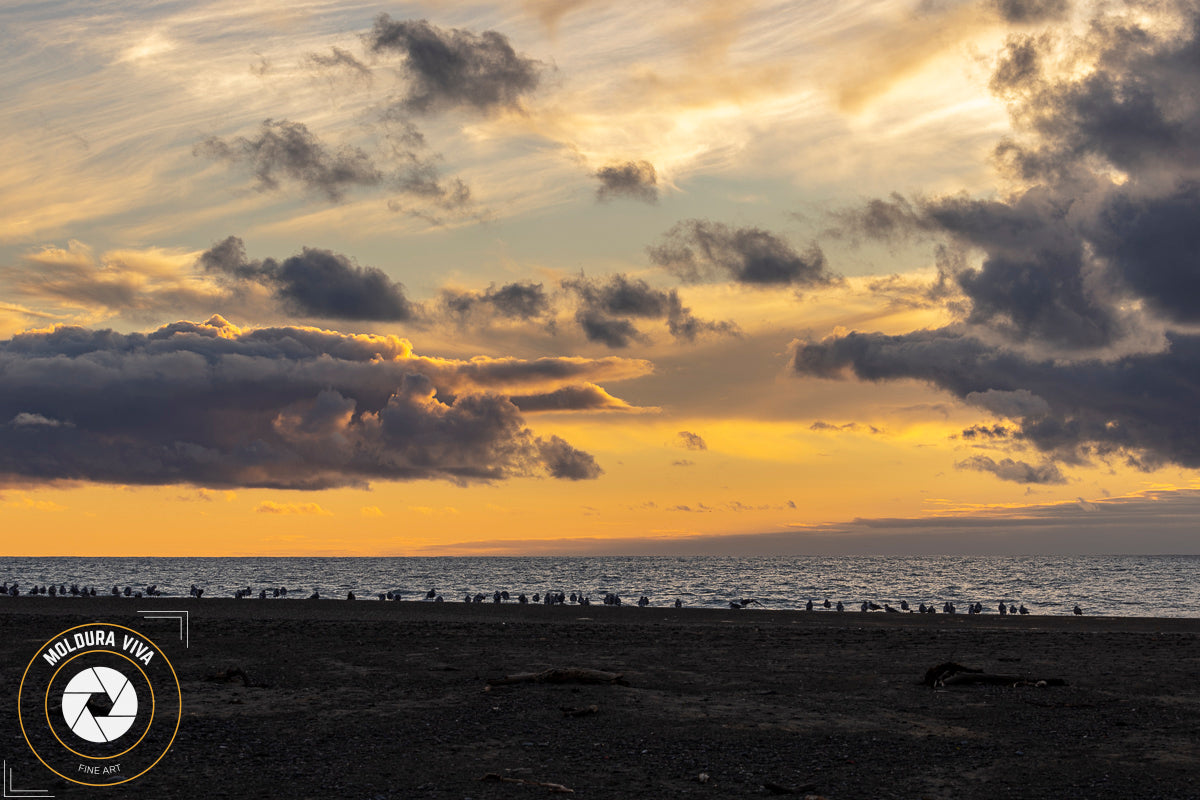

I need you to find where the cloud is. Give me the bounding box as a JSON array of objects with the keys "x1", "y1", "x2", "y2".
[
  {"x1": 956, "y1": 454, "x2": 1066, "y2": 484},
  {"x1": 959, "y1": 424, "x2": 1012, "y2": 440},
  {"x1": 440, "y1": 281, "x2": 551, "y2": 322},
  {"x1": 975, "y1": 2, "x2": 1200, "y2": 335},
  {"x1": 988, "y1": 0, "x2": 1070, "y2": 25},
  {"x1": 197, "y1": 117, "x2": 473, "y2": 215},
  {"x1": 809, "y1": 421, "x2": 883, "y2": 435},
  {"x1": 674, "y1": 430, "x2": 707, "y2": 451},
  {"x1": 256, "y1": 501, "x2": 333, "y2": 515},
  {"x1": 648, "y1": 220, "x2": 831, "y2": 286},
  {"x1": 305, "y1": 46, "x2": 372, "y2": 79},
  {"x1": 510, "y1": 384, "x2": 648, "y2": 413},
  {"x1": 833, "y1": 190, "x2": 1123, "y2": 350},
  {"x1": 538, "y1": 435, "x2": 603, "y2": 479},
  {"x1": 595, "y1": 160, "x2": 658, "y2": 203},
  {"x1": 0, "y1": 316, "x2": 630, "y2": 489},
  {"x1": 367, "y1": 15, "x2": 543, "y2": 114},
  {"x1": 9, "y1": 412, "x2": 70, "y2": 428},
  {"x1": 992, "y1": 5, "x2": 1200, "y2": 182},
  {"x1": 195, "y1": 119, "x2": 382, "y2": 202},
  {"x1": 792, "y1": 327, "x2": 1200, "y2": 470},
  {"x1": 563, "y1": 273, "x2": 737, "y2": 348},
  {"x1": 965, "y1": 388, "x2": 1051, "y2": 419},
  {"x1": 793, "y1": 2, "x2": 1200, "y2": 476},
  {"x1": 200, "y1": 236, "x2": 414, "y2": 321},
  {"x1": 8, "y1": 241, "x2": 240, "y2": 323}
]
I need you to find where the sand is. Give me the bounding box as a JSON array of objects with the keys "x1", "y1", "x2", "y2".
[{"x1": 2, "y1": 598, "x2": 1198, "y2": 799}]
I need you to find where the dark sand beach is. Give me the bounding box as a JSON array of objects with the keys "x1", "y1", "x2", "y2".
[{"x1": 2, "y1": 599, "x2": 1198, "y2": 799}]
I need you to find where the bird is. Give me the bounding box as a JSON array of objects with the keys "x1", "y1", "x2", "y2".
[{"x1": 1073, "y1": 605, "x2": 1083, "y2": 615}]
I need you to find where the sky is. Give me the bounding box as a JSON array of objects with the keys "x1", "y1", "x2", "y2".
[{"x1": 2, "y1": 0, "x2": 1199, "y2": 556}]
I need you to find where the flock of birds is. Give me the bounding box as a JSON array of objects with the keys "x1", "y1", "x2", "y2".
[{"x1": 1, "y1": 581, "x2": 1084, "y2": 614}]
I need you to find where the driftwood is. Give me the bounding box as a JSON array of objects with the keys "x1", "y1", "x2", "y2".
[
  {"x1": 487, "y1": 667, "x2": 627, "y2": 688},
  {"x1": 480, "y1": 773, "x2": 574, "y2": 793},
  {"x1": 923, "y1": 661, "x2": 1067, "y2": 688}
]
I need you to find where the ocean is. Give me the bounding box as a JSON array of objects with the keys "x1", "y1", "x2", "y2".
[{"x1": 1, "y1": 555, "x2": 1196, "y2": 616}]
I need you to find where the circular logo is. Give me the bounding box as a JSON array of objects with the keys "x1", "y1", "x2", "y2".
[
  {"x1": 18, "y1": 623, "x2": 180, "y2": 786},
  {"x1": 61, "y1": 666, "x2": 139, "y2": 743}
]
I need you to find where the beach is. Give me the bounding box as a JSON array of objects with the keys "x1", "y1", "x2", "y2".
[{"x1": 2, "y1": 599, "x2": 1198, "y2": 799}]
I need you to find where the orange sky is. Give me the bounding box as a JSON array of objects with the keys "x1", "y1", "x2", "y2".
[{"x1": 3, "y1": 0, "x2": 1200, "y2": 555}]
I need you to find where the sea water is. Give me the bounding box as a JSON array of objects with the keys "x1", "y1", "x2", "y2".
[{"x1": 1, "y1": 555, "x2": 1197, "y2": 616}]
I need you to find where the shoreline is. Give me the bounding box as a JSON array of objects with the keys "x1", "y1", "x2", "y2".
[
  {"x1": 2, "y1": 595, "x2": 1199, "y2": 627},
  {"x1": 3, "y1": 601, "x2": 1198, "y2": 798}
]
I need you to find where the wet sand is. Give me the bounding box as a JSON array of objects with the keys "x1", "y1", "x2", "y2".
[{"x1": 2, "y1": 599, "x2": 1198, "y2": 799}]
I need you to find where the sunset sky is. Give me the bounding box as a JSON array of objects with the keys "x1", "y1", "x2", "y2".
[{"x1": 3, "y1": 0, "x2": 1199, "y2": 556}]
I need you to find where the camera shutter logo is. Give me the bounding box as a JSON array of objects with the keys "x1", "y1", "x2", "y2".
[
  {"x1": 60, "y1": 666, "x2": 139, "y2": 744},
  {"x1": 18, "y1": 623, "x2": 181, "y2": 787}
]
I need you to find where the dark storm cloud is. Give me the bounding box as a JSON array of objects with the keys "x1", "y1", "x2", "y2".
[
  {"x1": 795, "y1": 3, "x2": 1200, "y2": 481},
  {"x1": 0, "y1": 317, "x2": 613, "y2": 489},
  {"x1": 595, "y1": 161, "x2": 658, "y2": 203},
  {"x1": 927, "y1": 191, "x2": 1121, "y2": 349},
  {"x1": 992, "y1": 4, "x2": 1200, "y2": 181},
  {"x1": 200, "y1": 236, "x2": 415, "y2": 321},
  {"x1": 792, "y1": 329, "x2": 1200, "y2": 469},
  {"x1": 441, "y1": 281, "x2": 550, "y2": 321},
  {"x1": 562, "y1": 274, "x2": 737, "y2": 348},
  {"x1": 1091, "y1": 182, "x2": 1200, "y2": 325},
  {"x1": 956, "y1": 455, "x2": 1066, "y2": 484},
  {"x1": 195, "y1": 120, "x2": 382, "y2": 202},
  {"x1": 828, "y1": 3, "x2": 1200, "y2": 352},
  {"x1": 648, "y1": 220, "x2": 831, "y2": 286},
  {"x1": 367, "y1": 15, "x2": 543, "y2": 114}
]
